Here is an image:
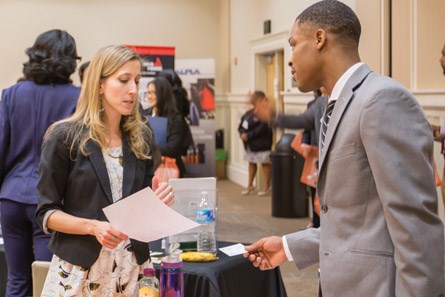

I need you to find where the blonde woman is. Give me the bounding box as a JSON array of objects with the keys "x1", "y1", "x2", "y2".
[
  {"x1": 238, "y1": 91, "x2": 273, "y2": 196},
  {"x1": 36, "y1": 45, "x2": 173, "y2": 296}
]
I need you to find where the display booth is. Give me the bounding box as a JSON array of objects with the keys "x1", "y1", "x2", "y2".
[
  {"x1": 125, "y1": 45, "x2": 175, "y2": 110},
  {"x1": 176, "y1": 59, "x2": 216, "y2": 178}
]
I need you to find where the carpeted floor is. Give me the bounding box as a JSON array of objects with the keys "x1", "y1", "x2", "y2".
[{"x1": 216, "y1": 179, "x2": 318, "y2": 297}]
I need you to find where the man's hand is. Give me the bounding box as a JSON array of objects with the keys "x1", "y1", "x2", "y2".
[{"x1": 243, "y1": 236, "x2": 287, "y2": 270}]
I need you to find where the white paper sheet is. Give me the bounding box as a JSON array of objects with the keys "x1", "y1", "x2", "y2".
[
  {"x1": 219, "y1": 243, "x2": 247, "y2": 256},
  {"x1": 103, "y1": 187, "x2": 200, "y2": 242}
]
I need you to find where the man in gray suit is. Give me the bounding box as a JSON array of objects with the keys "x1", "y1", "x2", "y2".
[{"x1": 244, "y1": 1, "x2": 445, "y2": 296}]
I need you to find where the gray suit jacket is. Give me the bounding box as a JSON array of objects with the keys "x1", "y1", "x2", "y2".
[
  {"x1": 286, "y1": 64, "x2": 445, "y2": 296},
  {"x1": 275, "y1": 95, "x2": 328, "y2": 147}
]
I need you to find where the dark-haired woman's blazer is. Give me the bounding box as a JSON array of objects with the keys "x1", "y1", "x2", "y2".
[{"x1": 0, "y1": 81, "x2": 79, "y2": 204}]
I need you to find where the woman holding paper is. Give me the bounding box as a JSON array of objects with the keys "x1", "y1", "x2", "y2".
[
  {"x1": 146, "y1": 77, "x2": 187, "y2": 177},
  {"x1": 36, "y1": 45, "x2": 173, "y2": 296}
]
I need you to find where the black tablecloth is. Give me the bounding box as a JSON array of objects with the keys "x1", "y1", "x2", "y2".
[
  {"x1": 150, "y1": 240, "x2": 288, "y2": 297},
  {"x1": 0, "y1": 241, "x2": 288, "y2": 297},
  {"x1": 0, "y1": 244, "x2": 6, "y2": 297}
]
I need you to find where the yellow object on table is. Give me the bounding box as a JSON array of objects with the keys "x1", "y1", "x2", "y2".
[{"x1": 180, "y1": 252, "x2": 218, "y2": 262}]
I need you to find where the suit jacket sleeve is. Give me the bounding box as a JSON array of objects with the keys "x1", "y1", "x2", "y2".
[
  {"x1": 285, "y1": 228, "x2": 320, "y2": 269},
  {"x1": 0, "y1": 89, "x2": 11, "y2": 186},
  {"x1": 274, "y1": 102, "x2": 317, "y2": 131},
  {"x1": 361, "y1": 86, "x2": 444, "y2": 295}
]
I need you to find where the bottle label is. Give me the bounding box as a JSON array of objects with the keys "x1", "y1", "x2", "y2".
[{"x1": 196, "y1": 209, "x2": 215, "y2": 223}]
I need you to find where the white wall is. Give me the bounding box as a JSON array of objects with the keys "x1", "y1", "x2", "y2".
[
  {"x1": 229, "y1": 0, "x2": 355, "y2": 94},
  {"x1": 0, "y1": 0, "x2": 229, "y2": 94}
]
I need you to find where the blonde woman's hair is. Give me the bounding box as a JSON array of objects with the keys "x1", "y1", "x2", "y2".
[
  {"x1": 47, "y1": 45, "x2": 153, "y2": 160},
  {"x1": 249, "y1": 90, "x2": 266, "y2": 105}
]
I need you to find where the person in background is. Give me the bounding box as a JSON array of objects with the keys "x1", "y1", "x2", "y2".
[
  {"x1": 0, "y1": 29, "x2": 80, "y2": 297},
  {"x1": 156, "y1": 69, "x2": 190, "y2": 120},
  {"x1": 238, "y1": 91, "x2": 273, "y2": 196},
  {"x1": 78, "y1": 61, "x2": 90, "y2": 84},
  {"x1": 36, "y1": 45, "x2": 174, "y2": 296},
  {"x1": 146, "y1": 77, "x2": 187, "y2": 177},
  {"x1": 300, "y1": 88, "x2": 327, "y2": 228},
  {"x1": 256, "y1": 87, "x2": 327, "y2": 228},
  {"x1": 156, "y1": 69, "x2": 194, "y2": 160},
  {"x1": 430, "y1": 41, "x2": 445, "y2": 209},
  {"x1": 245, "y1": 1, "x2": 444, "y2": 296}
]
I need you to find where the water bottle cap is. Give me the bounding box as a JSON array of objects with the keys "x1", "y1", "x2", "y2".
[
  {"x1": 143, "y1": 267, "x2": 156, "y2": 277},
  {"x1": 161, "y1": 254, "x2": 183, "y2": 269}
]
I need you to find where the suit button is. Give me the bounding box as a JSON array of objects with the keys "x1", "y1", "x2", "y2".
[{"x1": 321, "y1": 204, "x2": 328, "y2": 213}]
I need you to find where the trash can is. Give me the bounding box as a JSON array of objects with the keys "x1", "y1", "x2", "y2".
[
  {"x1": 215, "y1": 129, "x2": 224, "y2": 149},
  {"x1": 271, "y1": 134, "x2": 308, "y2": 218}
]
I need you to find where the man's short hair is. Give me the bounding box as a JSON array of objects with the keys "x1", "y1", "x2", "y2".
[{"x1": 297, "y1": 0, "x2": 361, "y2": 47}]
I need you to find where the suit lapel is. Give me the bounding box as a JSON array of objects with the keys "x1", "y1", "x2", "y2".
[
  {"x1": 86, "y1": 140, "x2": 114, "y2": 203},
  {"x1": 122, "y1": 132, "x2": 136, "y2": 199},
  {"x1": 318, "y1": 64, "x2": 372, "y2": 171}
]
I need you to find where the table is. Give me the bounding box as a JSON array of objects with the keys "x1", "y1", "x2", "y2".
[
  {"x1": 0, "y1": 244, "x2": 6, "y2": 297},
  {"x1": 151, "y1": 241, "x2": 288, "y2": 297},
  {"x1": 0, "y1": 242, "x2": 288, "y2": 297}
]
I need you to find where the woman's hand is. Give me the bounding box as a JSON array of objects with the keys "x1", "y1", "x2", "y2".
[
  {"x1": 152, "y1": 176, "x2": 174, "y2": 206},
  {"x1": 92, "y1": 220, "x2": 128, "y2": 249}
]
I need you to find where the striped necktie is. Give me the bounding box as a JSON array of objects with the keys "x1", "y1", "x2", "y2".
[{"x1": 321, "y1": 100, "x2": 336, "y2": 149}]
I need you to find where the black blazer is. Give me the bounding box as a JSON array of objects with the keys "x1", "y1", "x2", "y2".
[
  {"x1": 238, "y1": 109, "x2": 273, "y2": 152},
  {"x1": 36, "y1": 124, "x2": 155, "y2": 268},
  {"x1": 150, "y1": 110, "x2": 186, "y2": 177}
]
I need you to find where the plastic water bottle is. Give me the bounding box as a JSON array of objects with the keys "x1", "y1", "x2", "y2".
[
  {"x1": 196, "y1": 191, "x2": 217, "y2": 255},
  {"x1": 139, "y1": 267, "x2": 159, "y2": 297},
  {"x1": 160, "y1": 253, "x2": 184, "y2": 297}
]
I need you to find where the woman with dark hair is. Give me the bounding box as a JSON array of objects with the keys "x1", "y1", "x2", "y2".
[
  {"x1": 156, "y1": 69, "x2": 190, "y2": 120},
  {"x1": 0, "y1": 29, "x2": 80, "y2": 296},
  {"x1": 146, "y1": 77, "x2": 187, "y2": 177}
]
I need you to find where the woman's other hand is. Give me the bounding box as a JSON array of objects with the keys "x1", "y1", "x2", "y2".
[{"x1": 152, "y1": 176, "x2": 174, "y2": 206}]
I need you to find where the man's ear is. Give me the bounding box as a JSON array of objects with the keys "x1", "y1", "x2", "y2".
[{"x1": 315, "y1": 29, "x2": 326, "y2": 49}]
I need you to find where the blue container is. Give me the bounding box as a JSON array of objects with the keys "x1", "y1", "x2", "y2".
[{"x1": 160, "y1": 255, "x2": 184, "y2": 297}]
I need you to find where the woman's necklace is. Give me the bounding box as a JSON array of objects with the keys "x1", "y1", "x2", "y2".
[
  {"x1": 106, "y1": 149, "x2": 123, "y2": 166},
  {"x1": 103, "y1": 147, "x2": 123, "y2": 202}
]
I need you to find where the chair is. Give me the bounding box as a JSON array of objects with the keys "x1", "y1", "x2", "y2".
[{"x1": 32, "y1": 261, "x2": 50, "y2": 297}]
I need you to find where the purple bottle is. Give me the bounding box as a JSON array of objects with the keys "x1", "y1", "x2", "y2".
[{"x1": 160, "y1": 254, "x2": 184, "y2": 297}]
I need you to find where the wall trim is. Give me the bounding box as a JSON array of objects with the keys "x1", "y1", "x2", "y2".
[
  {"x1": 226, "y1": 164, "x2": 247, "y2": 187},
  {"x1": 250, "y1": 31, "x2": 290, "y2": 92}
]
